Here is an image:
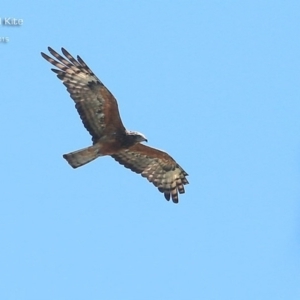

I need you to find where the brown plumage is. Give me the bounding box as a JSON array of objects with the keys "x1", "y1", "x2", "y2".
[{"x1": 41, "y1": 47, "x2": 188, "y2": 203}]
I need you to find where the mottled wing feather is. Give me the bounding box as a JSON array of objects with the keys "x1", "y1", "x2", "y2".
[
  {"x1": 112, "y1": 144, "x2": 189, "y2": 203},
  {"x1": 41, "y1": 47, "x2": 126, "y2": 142}
]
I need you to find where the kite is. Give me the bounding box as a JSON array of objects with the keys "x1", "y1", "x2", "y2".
[{"x1": 41, "y1": 47, "x2": 189, "y2": 203}]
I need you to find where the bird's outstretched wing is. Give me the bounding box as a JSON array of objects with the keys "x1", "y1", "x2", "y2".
[
  {"x1": 41, "y1": 47, "x2": 126, "y2": 142},
  {"x1": 112, "y1": 143, "x2": 189, "y2": 203}
]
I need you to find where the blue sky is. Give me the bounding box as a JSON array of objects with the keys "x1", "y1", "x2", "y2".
[{"x1": 1, "y1": 1, "x2": 300, "y2": 299}]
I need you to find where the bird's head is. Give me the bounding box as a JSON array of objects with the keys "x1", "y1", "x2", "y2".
[{"x1": 126, "y1": 130, "x2": 148, "y2": 143}]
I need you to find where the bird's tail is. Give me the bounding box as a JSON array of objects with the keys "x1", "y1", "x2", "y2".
[{"x1": 63, "y1": 144, "x2": 102, "y2": 168}]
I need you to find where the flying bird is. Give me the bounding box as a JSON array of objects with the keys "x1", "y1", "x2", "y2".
[{"x1": 41, "y1": 47, "x2": 188, "y2": 203}]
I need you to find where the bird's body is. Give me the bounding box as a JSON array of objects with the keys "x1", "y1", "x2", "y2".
[{"x1": 41, "y1": 47, "x2": 188, "y2": 203}]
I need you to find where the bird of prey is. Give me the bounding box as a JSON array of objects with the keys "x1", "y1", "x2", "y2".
[{"x1": 41, "y1": 47, "x2": 188, "y2": 203}]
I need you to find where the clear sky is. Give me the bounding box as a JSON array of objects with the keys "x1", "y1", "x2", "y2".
[{"x1": 1, "y1": 1, "x2": 300, "y2": 299}]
